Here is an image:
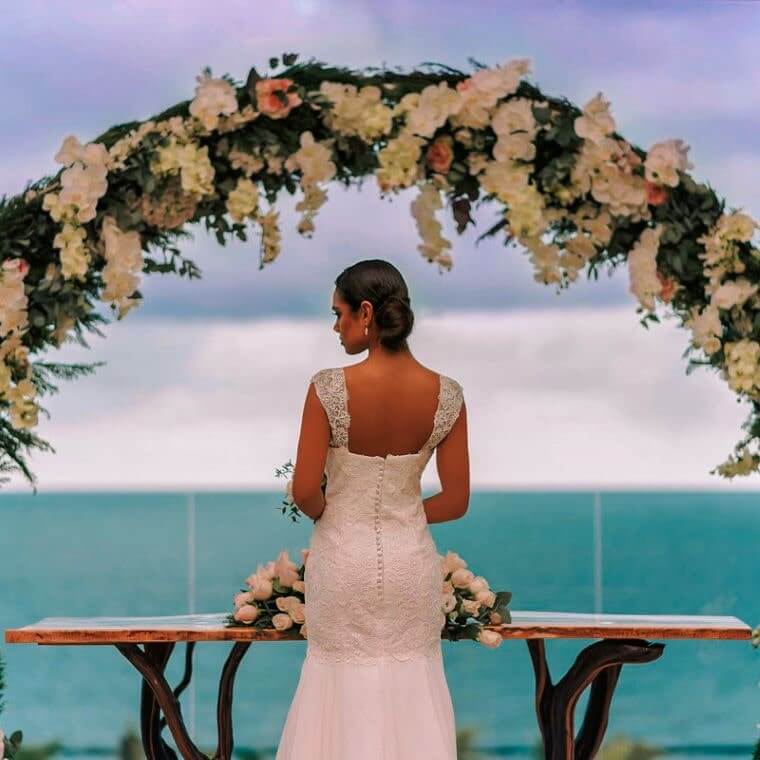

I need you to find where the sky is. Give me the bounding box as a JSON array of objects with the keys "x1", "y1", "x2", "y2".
[{"x1": 1, "y1": 0, "x2": 759, "y2": 490}]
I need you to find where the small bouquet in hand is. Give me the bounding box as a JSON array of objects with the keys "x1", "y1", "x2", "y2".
[
  {"x1": 440, "y1": 550, "x2": 512, "y2": 649},
  {"x1": 276, "y1": 459, "x2": 327, "y2": 523},
  {"x1": 224, "y1": 548, "x2": 309, "y2": 638}
]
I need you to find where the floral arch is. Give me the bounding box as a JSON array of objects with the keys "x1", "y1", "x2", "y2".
[{"x1": 0, "y1": 52, "x2": 758, "y2": 489}]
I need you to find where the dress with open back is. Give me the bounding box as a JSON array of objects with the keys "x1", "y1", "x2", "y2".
[{"x1": 275, "y1": 366, "x2": 465, "y2": 760}]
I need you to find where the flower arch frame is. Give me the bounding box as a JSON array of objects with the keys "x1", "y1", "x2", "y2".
[{"x1": 0, "y1": 52, "x2": 758, "y2": 489}]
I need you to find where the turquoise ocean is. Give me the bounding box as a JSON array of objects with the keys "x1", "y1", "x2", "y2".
[{"x1": 1, "y1": 489, "x2": 759, "y2": 757}]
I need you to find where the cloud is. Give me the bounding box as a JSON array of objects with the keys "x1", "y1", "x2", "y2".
[{"x1": 5, "y1": 306, "x2": 757, "y2": 491}]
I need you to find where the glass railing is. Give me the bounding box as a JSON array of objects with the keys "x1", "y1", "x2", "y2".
[{"x1": 1, "y1": 488, "x2": 759, "y2": 757}]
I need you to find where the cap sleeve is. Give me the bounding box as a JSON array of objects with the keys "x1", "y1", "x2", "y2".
[{"x1": 310, "y1": 368, "x2": 350, "y2": 448}]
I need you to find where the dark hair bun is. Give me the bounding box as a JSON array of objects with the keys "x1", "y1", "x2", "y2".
[{"x1": 375, "y1": 294, "x2": 414, "y2": 351}]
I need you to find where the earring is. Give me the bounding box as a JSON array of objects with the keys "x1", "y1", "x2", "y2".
[{"x1": 364, "y1": 324, "x2": 369, "y2": 336}]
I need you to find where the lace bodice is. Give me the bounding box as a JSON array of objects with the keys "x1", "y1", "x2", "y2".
[{"x1": 302, "y1": 366, "x2": 464, "y2": 664}]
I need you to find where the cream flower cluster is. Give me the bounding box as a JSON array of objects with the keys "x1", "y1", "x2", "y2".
[
  {"x1": 259, "y1": 208, "x2": 282, "y2": 264},
  {"x1": 440, "y1": 550, "x2": 505, "y2": 649},
  {"x1": 40, "y1": 135, "x2": 111, "y2": 281},
  {"x1": 0, "y1": 261, "x2": 38, "y2": 430},
  {"x1": 295, "y1": 184, "x2": 328, "y2": 237},
  {"x1": 150, "y1": 135, "x2": 216, "y2": 198},
  {"x1": 722, "y1": 339, "x2": 760, "y2": 396},
  {"x1": 628, "y1": 225, "x2": 665, "y2": 311},
  {"x1": 225, "y1": 177, "x2": 260, "y2": 223},
  {"x1": 0, "y1": 259, "x2": 30, "y2": 338},
  {"x1": 410, "y1": 183, "x2": 453, "y2": 270},
  {"x1": 284, "y1": 131, "x2": 336, "y2": 187},
  {"x1": 99, "y1": 216, "x2": 143, "y2": 319},
  {"x1": 189, "y1": 72, "x2": 239, "y2": 132},
  {"x1": 318, "y1": 82, "x2": 394, "y2": 143},
  {"x1": 376, "y1": 131, "x2": 426, "y2": 192},
  {"x1": 50, "y1": 135, "x2": 109, "y2": 224}
]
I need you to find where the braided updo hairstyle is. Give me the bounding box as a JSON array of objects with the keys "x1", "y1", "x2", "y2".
[{"x1": 335, "y1": 259, "x2": 415, "y2": 352}]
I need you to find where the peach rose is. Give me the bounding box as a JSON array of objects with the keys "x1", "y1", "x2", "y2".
[
  {"x1": 272, "y1": 612, "x2": 294, "y2": 631},
  {"x1": 233, "y1": 604, "x2": 259, "y2": 624},
  {"x1": 292, "y1": 579, "x2": 306, "y2": 594},
  {"x1": 442, "y1": 593, "x2": 457, "y2": 614},
  {"x1": 477, "y1": 628, "x2": 503, "y2": 649},
  {"x1": 462, "y1": 598, "x2": 481, "y2": 616},
  {"x1": 255, "y1": 78, "x2": 302, "y2": 120},
  {"x1": 426, "y1": 136, "x2": 454, "y2": 174},
  {"x1": 299, "y1": 622, "x2": 308, "y2": 639},
  {"x1": 656, "y1": 270, "x2": 678, "y2": 303},
  {"x1": 645, "y1": 180, "x2": 668, "y2": 206},
  {"x1": 489, "y1": 611, "x2": 504, "y2": 625}
]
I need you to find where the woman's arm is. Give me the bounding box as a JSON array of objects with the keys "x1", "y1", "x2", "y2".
[
  {"x1": 423, "y1": 400, "x2": 470, "y2": 524},
  {"x1": 292, "y1": 381, "x2": 329, "y2": 521}
]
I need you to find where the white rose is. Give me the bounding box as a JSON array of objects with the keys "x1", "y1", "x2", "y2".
[
  {"x1": 272, "y1": 612, "x2": 294, "y2": 631},
  {"x1": 234, "y1": 590, "x2": 255, "y2": 608},
  {"x1": 450, "y1": 567, "x2": 475, "y2": 589},
  {"x1": 233, "y1": 604, "x2": 259, "y2": 624},
  {"x1": 468, "y1": 577, "x2": 489, "y2": 594},
  {"x1": 477, "y1": 628, "x2": 503, "y2": 649},
  {"x1": 442, "y1": 593, "x2": 457, "y2": 613},
  {"x1": 288, "y1": 603, "x2": 306, "y2": 624},
  {"x1": 249, "y1": 575, "x2": 273, "y2": 600}
]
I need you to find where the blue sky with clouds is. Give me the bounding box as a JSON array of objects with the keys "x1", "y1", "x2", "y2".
[{"x1": 1, "y1": 0, "x2": 758, "y2": 488}]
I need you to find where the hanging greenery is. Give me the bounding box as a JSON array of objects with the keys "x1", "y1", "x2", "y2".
[{"x1": 0, "y1": 52, "x2": 758, "y2": 488}]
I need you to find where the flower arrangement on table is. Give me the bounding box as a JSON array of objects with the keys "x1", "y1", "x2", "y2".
[{"x1": 224, "y1": 548, "x2": 511, "y2": 649}]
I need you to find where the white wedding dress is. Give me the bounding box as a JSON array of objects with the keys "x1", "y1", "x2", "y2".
[{"x1": 275, "y1": 366, "x2": 464, "y2": 760}]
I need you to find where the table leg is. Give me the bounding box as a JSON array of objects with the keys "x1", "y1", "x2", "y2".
[
  {"x1": 526, "y1": 638, "x2": 665, "y2": 760},
  {"x1": 116, "y1": 640, "x2": 252, "y2": 760}
]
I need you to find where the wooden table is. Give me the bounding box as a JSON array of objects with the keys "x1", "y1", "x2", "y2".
[{"x1": 5, "y1": 610, "x2": 752, "y2": 760}]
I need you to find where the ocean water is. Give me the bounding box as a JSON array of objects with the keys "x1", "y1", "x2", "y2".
[{"x1": 1, "y1": 489, "x2": 759, "y2": 757}]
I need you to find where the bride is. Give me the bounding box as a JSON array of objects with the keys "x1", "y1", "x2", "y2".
[{"x1": 276, "y1": 258, "x2": 469, "y2": 759}]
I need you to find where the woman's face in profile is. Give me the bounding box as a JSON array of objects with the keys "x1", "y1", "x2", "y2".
[{"x1": 332, "y1": 289, "x2": 368, "y2": 355}]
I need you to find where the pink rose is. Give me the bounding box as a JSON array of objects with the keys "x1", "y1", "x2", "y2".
[
  {"x1": 425, "y1": 136, "x2": 454, "y2": 175},
  {"x1": 255, "y1": 78, "x2": 302, "y2": 120},
  {"x1": 272, "y1": 612, "x2": 294, "y2": 631}
]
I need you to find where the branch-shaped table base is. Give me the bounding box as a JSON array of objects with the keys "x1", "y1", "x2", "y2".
[
  {"x1": 116, "y1": 640, "x2": 251, "y2": 760},
  {"x1": 527, "y1": 638, "x2": 665, "y2": 759}
]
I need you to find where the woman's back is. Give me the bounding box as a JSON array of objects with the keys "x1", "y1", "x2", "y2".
[{"x1": 341, "y1": 361, "x2": 446, "y2": 458}]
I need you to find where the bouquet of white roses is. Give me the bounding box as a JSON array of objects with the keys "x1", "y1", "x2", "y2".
[
  {"x1": 225, "y1": 548, "x2": 511, "y2": 649},
  {"x1": 225, "y1": 549, "x2": 308, "y2": 637},
  {"x1": 439, "y1": 550, "x2": 512, "y2": 648}
]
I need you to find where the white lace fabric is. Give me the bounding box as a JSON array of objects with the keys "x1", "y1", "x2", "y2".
[{"x1": 304, "y1": 366, "x2": 464, "y2": 665}]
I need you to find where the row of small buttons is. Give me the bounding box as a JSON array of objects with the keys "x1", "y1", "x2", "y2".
[{"x1": 375, "y1": 461, "x2": 385, "y2": 603}]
